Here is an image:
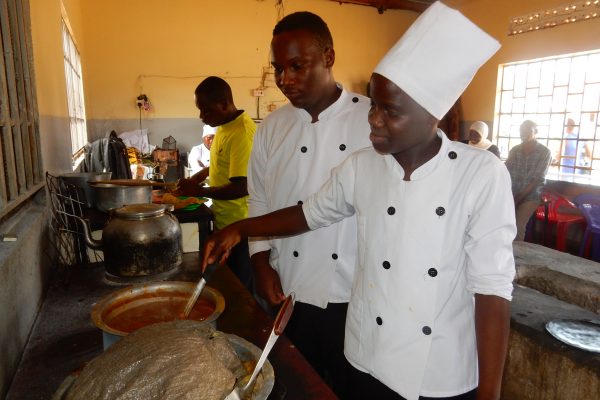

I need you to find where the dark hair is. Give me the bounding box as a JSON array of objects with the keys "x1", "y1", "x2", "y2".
[
  {"x1": 195, "y1": 76, "x2": 233, "y2": 104},
  {"x1": 273, "y1": 11, "x2": 333, "y2": 51}
]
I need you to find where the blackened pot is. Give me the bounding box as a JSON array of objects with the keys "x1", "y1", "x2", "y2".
[{"x1": 77, "y1": 203, "x2": 182, "y2": 277}]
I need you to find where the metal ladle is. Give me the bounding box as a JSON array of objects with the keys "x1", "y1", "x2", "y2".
[
  {"x1": 183, "y1": 262, "x2": 219, "y2": 318},
  {"x1": 225, "y1": 293, "x2": 295, "y2": 400}
]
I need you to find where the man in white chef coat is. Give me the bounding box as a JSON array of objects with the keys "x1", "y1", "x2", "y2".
[
  {"x1": 203, "y1": 3, "x2": 516, "y2": 400},
  {"x1": 188, "y1": 124, "x2": 216, "y2": 175},
  {"x1": 247, "y1": 11, "x2": 371, "y2": 398}
]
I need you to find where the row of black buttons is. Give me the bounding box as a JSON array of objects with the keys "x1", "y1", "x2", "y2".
[
  {"x1": 300, "y1": 144, "x2": 347, "y2": 153},
  {"x1": 374, "y1": 317, "x2": 432, "y2": 336},
  {"x1": 379, "y1": 261, "x2": 438, "y2": 277},
  {"x1": 292, "y1": 251, "x2": 339, "y2": 259},
  {"x1": 387, "y1": 206, "x2": 446, "y2": 216},
  {"x1": 300, "y1": 138, "x2": 456, "y2": 159},
  {"x1": 295, "y1": 96, "x2": 361, "y2": 155},
  {"x1": 378, "y1": 130, "x2": 448, "y2": 338}
]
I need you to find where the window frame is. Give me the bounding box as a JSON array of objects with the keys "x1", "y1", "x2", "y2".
[
  {"x1": 0, "y1": 0, "x2": 44, "y2": 219},
  {"x1": 61, "y1": 19, "x2": 88, "y2": 169},
  {"x1": 494, "y1": 49, "x2": 600, "y2": 185}
]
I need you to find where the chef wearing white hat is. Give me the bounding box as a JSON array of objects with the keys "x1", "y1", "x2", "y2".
[
  {"x1": 201, "y1": 2, "x2": 516, "y2": 399},
  {"x1": 188, "y1": 124, "x2": 216, "y2": 174}
]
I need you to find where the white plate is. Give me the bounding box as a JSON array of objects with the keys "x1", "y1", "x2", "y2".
[{"x1": 545, "y1": 319, "x2": 600, "y2": 353}]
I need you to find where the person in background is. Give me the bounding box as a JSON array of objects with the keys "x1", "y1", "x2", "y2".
[
  {"x1": 247, "y1": 11, "x2": 371, "y2": 398},
  {"x1": 467, "y1": 121, "x2": 499, "y2": 157},
  {"x1": 177, "y1": 76, "x2": 256, "y2": 289},
  {"x1": 202, "y1": 3, "x2": 515, "y2": 400},
  {"x1": 505, "y1": 120, "x2": 551, "y2": 241},
  {"x1": 188, "y1": 125, "x2": 216, "y2": 175},
  {"x1": 560, "y1": 118, "x2": 591, "y2": 175}
]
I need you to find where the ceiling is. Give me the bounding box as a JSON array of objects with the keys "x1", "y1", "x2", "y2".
[{"x1": 328, "y1": 0, "x2": 436, "y2": 13}]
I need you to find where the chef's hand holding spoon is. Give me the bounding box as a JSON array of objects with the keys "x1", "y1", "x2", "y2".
[
  {"x1": 201, "y1": 204, "x2": 310, "y2": 273},
  {"x1": 201, "y1": 226, "x2": 242, "y2": 271},
  {"x1": 201, "y1": 229, "x2": 285, "y2": 305}
]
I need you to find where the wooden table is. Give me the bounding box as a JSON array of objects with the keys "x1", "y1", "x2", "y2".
[{"x1": 6, "y1": 252, "x2": 337, "y2": 400}]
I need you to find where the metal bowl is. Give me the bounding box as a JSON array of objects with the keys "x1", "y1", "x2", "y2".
[
  {"x1": 91, "y1": 281, "x2": 225, "y2": 349},
  {"x1": 51, "y1": 332, "x2": 274, "y2": 400},
  {"x1": 90, "y1": 183, "x2": 152, "y2": 212},
  {"x1": 59, "y1": 172, "x2": 112, "y2": 208}
]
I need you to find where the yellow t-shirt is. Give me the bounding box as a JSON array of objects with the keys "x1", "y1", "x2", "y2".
[{"x1": 209, "y1": 111, "x2": 256, "y2": 229}]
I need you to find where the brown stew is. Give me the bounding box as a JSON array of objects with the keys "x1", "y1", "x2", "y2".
[{"x1": 108, "y1": 298, "x2": 215, "y2": 333}]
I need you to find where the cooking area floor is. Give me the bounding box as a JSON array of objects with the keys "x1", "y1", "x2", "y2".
[{"x1": 6, "y1": 253, "x2": 336, "y2": 400}]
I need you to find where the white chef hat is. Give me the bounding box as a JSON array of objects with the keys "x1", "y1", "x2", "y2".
[
  {"x1": 373, "y1": 1, "x2": 500, "y2": 120},
  {"x1": 469, "y1": 121, "x2": 488, "y2": 139},
  {"x1": 202, "y1": 124, "x2": 216, "y2": 137}
]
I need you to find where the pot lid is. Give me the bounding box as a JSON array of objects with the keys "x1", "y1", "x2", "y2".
[{"x1": 113, "y1": 203, "x2": 174, "y2": 219}]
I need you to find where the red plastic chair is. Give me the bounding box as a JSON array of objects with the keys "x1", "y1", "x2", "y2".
[{"x1": 534, "y1": 190, "x2": 586, "y2": 252}]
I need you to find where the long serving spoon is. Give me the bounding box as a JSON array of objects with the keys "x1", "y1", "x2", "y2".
[
  {"x1": 182, "y1": 262, "x2": 219, "y2": 318},
  {"x1": 225, "y1": 293, "x2": 295, "y2": 400}
]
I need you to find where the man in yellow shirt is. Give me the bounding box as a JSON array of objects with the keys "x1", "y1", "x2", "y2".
[{"x1": 178, "y1": 76, "x2": 256, "y2": 288}]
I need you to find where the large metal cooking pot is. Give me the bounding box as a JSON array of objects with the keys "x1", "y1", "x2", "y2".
[
  {"x1": 90, "y1": 183, "x2": 152, "y2": 212},
  {"x1": 91, "y1": 281, "x2": 225, "y2": 349},
  {"x1": 77, "y1": 203, "x2": 182, "y2": 277},
  {"x1": 59, "y1": 172, "x2": 112, "y2": 208}
]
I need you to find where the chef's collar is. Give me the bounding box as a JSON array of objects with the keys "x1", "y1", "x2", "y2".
[
  {"x1": 295, "y1": 83, "x2": 351, "y2": 123},
  {"x1": 387, "y1": 129, "x2": 450, "y2": 181}
]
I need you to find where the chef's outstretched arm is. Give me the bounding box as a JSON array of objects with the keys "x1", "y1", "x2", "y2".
[
  {"x1": 474, "y1": 294, "x2": 510, "y2": 400},
  {"x1": 201, "y1": 205, "x2": 309, "y2": 270}
]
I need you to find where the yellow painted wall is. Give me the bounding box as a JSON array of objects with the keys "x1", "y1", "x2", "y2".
[
  {"x1": 30, "y1": 0, "x2": 85, "y2": 117},
  {"x1": 30, "y1": 0, "x2": 87, "y2": 172},
  {"x1": 32, "y1": 0, "x2": 600, "y2": 142},
  {"x1": 30, "y1": 0, "x2": 67, "y2": 118},
  {"x1": 77, "y1": 0, "x2": 416, "y2": 120},
  {"x1": 447, "y1": 0, "x2": 600, "y2": 123},
  {"x1": 62, "y1": 0, "x2": 86, "y2": 57}
]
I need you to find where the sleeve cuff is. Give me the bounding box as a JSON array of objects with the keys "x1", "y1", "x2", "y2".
[{"x1": 248, "y1": 238, "x2": 271, "y2": 257}]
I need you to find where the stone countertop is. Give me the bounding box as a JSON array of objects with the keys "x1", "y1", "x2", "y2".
[
  {"x1": 514, "y1": 241, "x2": 600, "y2": 314},
  {"x1": 514, "y1": 241, "x2": 600, "y2": 284},
  {"x1": 511, "y1": 284, "x2": 600, "y2": 370},
  {"x1": 512, "y1": 242, "x2": 600, "y2": 373},
  {"x1": 505, "y1": 284, "x2": 600, "y2": 399}
]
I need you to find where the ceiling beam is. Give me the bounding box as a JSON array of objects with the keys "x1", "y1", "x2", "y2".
[{"x1": 331, "y1": 0, "x2": 431, "y2": 13}]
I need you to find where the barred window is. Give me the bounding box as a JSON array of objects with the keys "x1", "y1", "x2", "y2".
[
  {"x1": 0, "y1": 0, "x2": 43, "y2": 217},
  {"x1": 61, "y1": 20, "x2": 88, "y2": 168},
  {"x1": 494, "y1": 49, "x2": 600, "y2": 185}
]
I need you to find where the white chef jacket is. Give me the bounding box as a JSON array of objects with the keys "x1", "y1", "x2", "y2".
[
  {"x1": 303, "y1": 130, "x2": 516, "y2": 399},
  {"x1": 188, "y1": 143, "x2": 211, "y2": 175},
  {"x1": 248, "y1": 88, "x2": 371, "y2": 307}
]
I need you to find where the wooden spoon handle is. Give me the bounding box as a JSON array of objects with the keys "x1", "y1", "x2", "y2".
[{"x1": 274, "y1": 293, "x2": 295, "y2": 335}]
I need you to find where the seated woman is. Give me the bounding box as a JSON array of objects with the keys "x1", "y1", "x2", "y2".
[{"x1": 468, "y1": 121, "x2": 500, "y2": 158}]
